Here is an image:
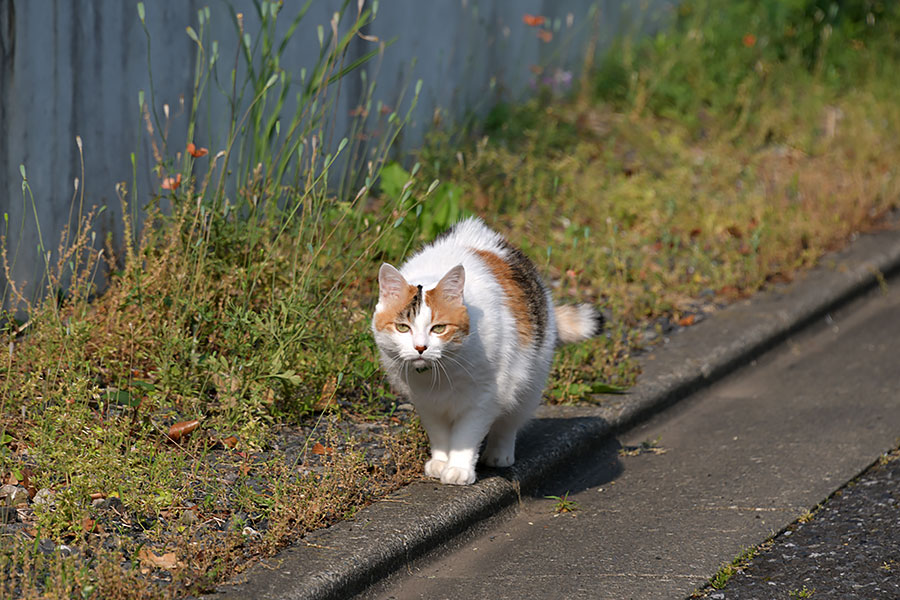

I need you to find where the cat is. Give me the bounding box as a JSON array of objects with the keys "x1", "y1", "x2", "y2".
[{"x1": 372, "y1": 217, "x2": 602, "y2": 485}]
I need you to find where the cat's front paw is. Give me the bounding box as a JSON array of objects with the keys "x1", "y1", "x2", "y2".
[
  {"x1": 424, "y1": 458, "x2": 447, "y2": 479},
  {"x1": 440, "y1": 465, "x2": 476, "y2": 486}
]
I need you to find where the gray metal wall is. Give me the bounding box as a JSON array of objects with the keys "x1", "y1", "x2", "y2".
[{"x1": 0, "y1": 0, "x2": 670, "y2": 306}]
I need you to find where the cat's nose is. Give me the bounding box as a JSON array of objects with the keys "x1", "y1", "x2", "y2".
[{"x1": 414, "y1": 344, "x2": 427, "y2": 354}]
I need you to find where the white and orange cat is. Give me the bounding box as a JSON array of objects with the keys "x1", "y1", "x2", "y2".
[{"x1": 373, "y1": 217, "x2": 601, "y2": 485}]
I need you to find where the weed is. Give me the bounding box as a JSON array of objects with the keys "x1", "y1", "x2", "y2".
[
  {"x1": 789, "y1": 585, "x2": 815, "y2": 598},
  {"x1": 709, "y1": 545, "x2": 759, "y2": 589},
  {"x1": 545, "y1": 491, "x2": 579, "y2": 514},
  {"x1": 619, "y1": 436, "x2": 668, "y2": 457}
]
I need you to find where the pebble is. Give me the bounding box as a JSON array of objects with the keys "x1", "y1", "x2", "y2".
[
  {"x1": 242, "y1": 525, "x2": 260, "y2": 538},
  {"x1": 181, "y1": 508, "x2": 199, "y2": 526},
  {"x1": 32, "y1": 488, "x2": 55, "y2": 506},
  {"x1": 93, "y1": 496, "x2": 125, "y2": 513},
  {"x1": 0, "y1": 484, "x2": 29, "y2": 507}
]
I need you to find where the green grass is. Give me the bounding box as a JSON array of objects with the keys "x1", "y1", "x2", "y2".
[{"x1": 1, "y1": 0, "x2": 899, "y2": 597}]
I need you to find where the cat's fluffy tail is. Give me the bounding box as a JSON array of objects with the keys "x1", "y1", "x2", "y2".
[{"x1": 554, "y1": 304, "x2": 604, "y2": 345}]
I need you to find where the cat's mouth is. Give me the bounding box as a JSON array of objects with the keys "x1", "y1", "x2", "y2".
[{"x1": 411, "y1": 358, "x2": 429, "y2": 371}]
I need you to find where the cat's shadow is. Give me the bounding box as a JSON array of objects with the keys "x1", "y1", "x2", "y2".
[{"x1": 478, "y1": 416, "x2": 625, "y2": 498}]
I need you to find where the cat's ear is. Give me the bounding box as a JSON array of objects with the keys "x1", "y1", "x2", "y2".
[
  {"x1": 436, "y1": 264, "x2": 465, "y2": 303},
  {"x1": 378, "y1": 263, "x2": 409, "y2": 302}
]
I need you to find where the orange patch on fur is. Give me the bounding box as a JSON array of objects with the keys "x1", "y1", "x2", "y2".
[
  {"x1": 374, "y1": 284, "x2": 419, "y2": 331},
  {"x1": 424, "y1": 287, "x2": 470, "y2": 340},
  {"x1": 473, "y1": 249, "x2": 532, "y2": 344}
]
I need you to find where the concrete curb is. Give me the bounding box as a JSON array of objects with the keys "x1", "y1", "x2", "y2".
[{"x1": 213, "y1": 226, "x2": 900, "y2": 600}]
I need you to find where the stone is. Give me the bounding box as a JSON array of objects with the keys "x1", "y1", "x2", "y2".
[
  {"x1": 0, "y1": 484, "x2": 29, "y2": 507},
  {"x1": 32, "y1": 488, "x2": 56, "y2": 506}
]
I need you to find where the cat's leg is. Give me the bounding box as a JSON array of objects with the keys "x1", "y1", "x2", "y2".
[
  {"x1": 415, "y1": 406, "x2": 451, "y2": 479},
  {"x1": 441, "y1": 407, "x2": 494, "y2": 485},
  {"x1": 482, "y1": 387, "x2": 543, "y2": 468}
]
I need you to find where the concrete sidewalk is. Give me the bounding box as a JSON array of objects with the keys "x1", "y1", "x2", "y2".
[{"x1": 213, "y1": 225, "x2": 900, "y2": 600}]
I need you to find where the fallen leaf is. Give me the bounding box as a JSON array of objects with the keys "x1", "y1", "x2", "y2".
[
  {"x1": 90, "y1": 492, "x2": 106, "y2": 501},
  {"x1": 81, "y1": 518, "x2": 99, "y2": 533},
  {"x1": 726, "y1": 225, "x2": 743, "y2": 238},
  {"x1": 313, "y1": 376, "x2": 338, "y2": 411},
  {"x1": 718, "y1": 285, "x2": 744, "y2": 299},
  {"x1": 222, "y1": 436, "x2": 238, "y2": 449},
  {"x1": 311, "y1": 442, "x2": 333, "y2": 456},
  {"x1": 138, "y1": 547, "x2": 180, "y2": 571},
  {"x1": 167, "y1": 419, "x2": 200, "y2": 442},
  {"x1": 678, "y1": 315, "x2": 696, "y2": 327}
]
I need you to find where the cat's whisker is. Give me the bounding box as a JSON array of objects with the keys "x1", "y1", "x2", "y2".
[
  {"x1": 429, "y1": 361, "x2": 438, "y2": 392},
  {"x1": 435, "y1": 359, "x2": 454, "y2": 391},
  {"x1": 441, "y1": 353, "x2": 476, "y2": 382}
]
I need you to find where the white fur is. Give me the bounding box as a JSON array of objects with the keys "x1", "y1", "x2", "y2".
[{"x1": 373, "y1": 217, "x2": 563, "y2": 485}]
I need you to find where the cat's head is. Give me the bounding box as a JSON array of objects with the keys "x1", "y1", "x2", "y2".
[{"x1": 372, "y1": 263, "x2": 469, "y2": 369}]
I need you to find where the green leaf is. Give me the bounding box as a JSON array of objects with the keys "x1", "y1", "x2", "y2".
[
  {"x1": 105, "y1": 390, "x2": 140, "y2": 407},
  {"x1": 0, "y1": 433, "x2": 12, "y2": 446},
  {"x1": 131, "y1": 380, "x2": 157, "y2": 392},
  {"x1": 379, "y1": 162, "x2": 410, "y2": 201},
  {"x1": 590, "y1": 382, "x2": 628, "y2": 395},
  {"x1": 271, "y1": 372, "x2": 302, "y2": 385}
]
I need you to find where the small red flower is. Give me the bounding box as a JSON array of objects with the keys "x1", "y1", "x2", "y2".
[
  {"x1": 186, "y1": 142, "x2": 208, "y2": 158},
  {"x1": 537, "y1": 29, "x2": 553, "y2": 43},
  {"x1": 742, "y1": 33, "x2": 757, "y2": 47},
  {"x1": 523, "y1": 14, "x2": 546, "y2": 27},
  {"x1": 161, "y1": 173, "x2": 182, "y2": 191}
]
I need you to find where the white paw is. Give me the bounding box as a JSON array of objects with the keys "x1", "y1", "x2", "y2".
[
  {"x1": 424, "y1": 458, "x2": 447, "y2": 479},
  {"x1": 440, "y1": 465, "x2": 476, "y2": 486},
  {"x1": 481, "y1": 449, "x2": 515, "y2": 468}
]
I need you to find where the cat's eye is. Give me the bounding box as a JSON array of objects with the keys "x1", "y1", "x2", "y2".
[
  {"x1": 395, "y1": 323, "x2": 411, "y2": 332},
  {"x1": 430, "y1": 324, "x2": 447, "y2": 334}
]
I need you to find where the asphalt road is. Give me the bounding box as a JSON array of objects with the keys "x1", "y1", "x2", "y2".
[
  {"x1": 715, "y1": 450, "x2": 900, "y2": 599},
  {"x1": 362, "y1": 277, "x2": 900, "y2": 600}
]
